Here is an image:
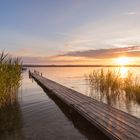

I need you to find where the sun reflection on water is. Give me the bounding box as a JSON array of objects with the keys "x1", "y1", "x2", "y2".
[{"x1": 119, "y1": 67, "x2": 129, "y2": 78}]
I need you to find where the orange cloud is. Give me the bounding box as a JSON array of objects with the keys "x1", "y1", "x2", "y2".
[
  {"x1": 20, "y1": 46, "x2": 140, "y2": 65},
  {"x1": 59, "y1": 46, "x2": 140, "y2": 59}
]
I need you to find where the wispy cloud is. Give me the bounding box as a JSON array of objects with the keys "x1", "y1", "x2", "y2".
[
  {"x1": 21, "y1": 46, "x2": 140, "y2": 65},
  {"x1": 22, "y1": 56, "x2": 87, "y2": 65},
  {"x1": 59, "y1": 46, "x2": 140, "y2": 59},
  {"x1": 124, "y1": 12, "x2": 138, "y2": 15}
]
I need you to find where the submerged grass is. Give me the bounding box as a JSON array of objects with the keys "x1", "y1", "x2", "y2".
[
  {"x1": 85, "y1": 68, "x2": 140, "y2": 105},
  {"x1": 0, "y1": 52, "x2": 22, "y2": 108}
]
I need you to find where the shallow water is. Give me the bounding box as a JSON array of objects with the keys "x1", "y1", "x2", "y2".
[
  {"x1": 0, "y1": 71, "x2": 110, "y2": 140},
  {"x1": 29, "y1": 67, "x2": 140, "y2": 118},
  {"x1": 1, "y1": 67, "x2": 139, "y2": 139},
  {"x1": 20, "y1": 71, "x2": 110, "y2": 140}
]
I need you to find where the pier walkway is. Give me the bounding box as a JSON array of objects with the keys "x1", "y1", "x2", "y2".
[{"x1": 31, "y1": 72, "x2": 140, "y2": 140}]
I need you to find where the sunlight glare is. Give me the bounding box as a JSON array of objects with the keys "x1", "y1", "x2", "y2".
[
  {"x1": 115, "y1": 57, "x2": 131, "y2": 65},
  {"x1": 119, "y1": 67, "x2": 128, "y2": 78}
]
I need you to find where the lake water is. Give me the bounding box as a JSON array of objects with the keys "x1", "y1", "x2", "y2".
[
  {"x1": 0, "y1": 70, "x2": 109, "y2": 140},
  {"x1": 1, "y1": 67, "x2": 139, "y2": 140},
  {"x1": 29, "y1": 67, "x2": 140, "y2": 118},
  {"x1": 20, "y1": 70, "x2": 111, "y2": 140}
]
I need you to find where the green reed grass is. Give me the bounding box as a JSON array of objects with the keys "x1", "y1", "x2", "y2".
[
  {"x1": 86, "y1": 69, "x2": 140, "y2": 105},
  {"x1": 0, "y1": 52, "x2": 22, "y2": 108}
]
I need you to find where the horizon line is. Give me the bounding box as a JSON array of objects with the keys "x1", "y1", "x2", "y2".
[{"x1": 23, "y1": 64, "x2": 140, "y2": 67}]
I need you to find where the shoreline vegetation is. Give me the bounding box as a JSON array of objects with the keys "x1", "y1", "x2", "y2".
[
  {"x1": 0, "y1": 52, "x2": 22, "y2": 137},
  {"x1": 85, "y1": 69, "x2": 140, "y2": 105},
  {"x1": 0, "y1": 52, "x2": 22, "y2": 108},
  {"x1": 85, "y1": 69, "x2": 140, "y2": 106}
]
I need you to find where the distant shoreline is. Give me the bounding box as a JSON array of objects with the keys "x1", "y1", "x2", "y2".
[{"x1": 23, "y1": 64, "x2": 140, "y2": 67}]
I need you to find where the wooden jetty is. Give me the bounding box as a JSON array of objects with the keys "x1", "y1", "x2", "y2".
[{"x1": 30, "y1": 72, "x2": 140, "y2": 140}]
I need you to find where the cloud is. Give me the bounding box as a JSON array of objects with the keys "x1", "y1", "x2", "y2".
[
  {"x1": 124, "y1": 12, "x2": 138, "y2": 15},
  {"x1": 21, "y1": 46, "x2": 140, "y2": 65},
  {"x1": 59, "y1": 46, "x2": 140, "y2": 59},
  {"x1": 22, "y1": 56, "x2": 87, "y2": 65}
]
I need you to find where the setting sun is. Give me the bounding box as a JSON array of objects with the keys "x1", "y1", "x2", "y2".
[{"x1": 115, "y1": 57, "x2": 132, "y2": 65}]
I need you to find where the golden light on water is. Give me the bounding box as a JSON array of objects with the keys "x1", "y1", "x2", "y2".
[{"x1": 119, "y1": 67, "x2": 128, "y2": 78}]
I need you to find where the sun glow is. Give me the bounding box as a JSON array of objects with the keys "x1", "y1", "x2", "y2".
[
  {"x1": 115, "y1": 57, "x2": 132, "y2": 65},
  {"x1": 119, "y1": 67, "x2": 128, "y2": 78}
]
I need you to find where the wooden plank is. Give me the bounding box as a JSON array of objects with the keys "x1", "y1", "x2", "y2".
[
  {"x1": 31, "y1": 72, "x2": 140, "y2": 140},
  {"x1": 36, "y1": 75, "x2": 140, "y2": 127}
]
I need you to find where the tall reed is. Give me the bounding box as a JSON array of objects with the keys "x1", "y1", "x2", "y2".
[
  {"x1": 0, "y1": 52, "x2": 22, "y2": 108},
  {"x1": 86, "y1": 69, "x2": 140, "y2": 105}
]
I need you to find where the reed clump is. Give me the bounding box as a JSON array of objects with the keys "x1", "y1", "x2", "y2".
[
  {"x1": 86, "y1": 69, "x2": 140, "y2": 105},
  {"x1": 0, "y1": 52, "x2": 22, "y2": 108}
]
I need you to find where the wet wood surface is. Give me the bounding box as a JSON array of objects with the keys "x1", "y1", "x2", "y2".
[{"x1": 31, "y1": 72, "x2": 140, "y2": 140}]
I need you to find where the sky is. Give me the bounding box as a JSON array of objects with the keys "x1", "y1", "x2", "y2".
[{"x1": 0, "y1": 0, "x2": 140, "y2": 65}]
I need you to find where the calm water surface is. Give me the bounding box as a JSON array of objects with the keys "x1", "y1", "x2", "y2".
[
  {"x1": 1, "y1": 67, "x2": 139, "y2": 139},
  {"x1": 30, "y1": 67, "x2": 140, "y2": 118},
  {"x1": 1, "y1": 70, "x2": 110, "y2": 139},
  {"x1": 8, "y1": 71, "x2": 109, "y2": 140}
]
